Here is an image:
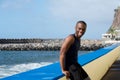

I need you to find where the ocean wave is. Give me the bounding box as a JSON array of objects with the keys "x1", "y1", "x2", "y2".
[{"x1": 0, "y1": 62, "x2": 52, "y2": 79}]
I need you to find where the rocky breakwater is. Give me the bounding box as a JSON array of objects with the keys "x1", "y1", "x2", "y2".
[
  {"x1": 80, "y1": 39, "x2": 109, "y2": 51},
  {"x1": 0, "y1": 39, "x2": 63, "y2": 51},
  {"x1": 0, "y1": 39, "x2": 111, "y2": 51}
]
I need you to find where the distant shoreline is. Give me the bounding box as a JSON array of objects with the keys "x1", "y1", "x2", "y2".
[{"x1": 0, "y1": 39, "x2": 111, "y2": 51}]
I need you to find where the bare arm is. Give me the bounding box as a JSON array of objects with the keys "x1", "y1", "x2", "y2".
[{"x1": 60, "y1": 35, "x2": 74, "y2": 78}]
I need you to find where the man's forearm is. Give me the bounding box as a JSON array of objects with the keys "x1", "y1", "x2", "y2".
[{"x1": 60, "y1": 53, "x2": 65, "y2": 72}]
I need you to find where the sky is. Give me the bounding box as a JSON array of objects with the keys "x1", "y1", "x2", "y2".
[{"x1": 0, "y1": 0, "x2": 120, "y2": 39}]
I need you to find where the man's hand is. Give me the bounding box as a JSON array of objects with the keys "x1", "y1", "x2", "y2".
[{"x1": 62, "y1": 70, "x2": 70, "y2": 79}]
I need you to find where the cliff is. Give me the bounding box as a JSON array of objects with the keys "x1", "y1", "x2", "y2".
[{"x1": 108, "y1": 6, "x2": 120, "y2": 32}]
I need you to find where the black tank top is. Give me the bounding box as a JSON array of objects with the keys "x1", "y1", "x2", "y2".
[{"x1": 64, "y1": 34, "x2": 80, "y2": 70}]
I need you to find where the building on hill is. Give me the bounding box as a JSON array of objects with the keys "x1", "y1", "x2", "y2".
[
  {"x1": 102, "y1": 33, "x2": 112, "y2": 40},
  {"x1": 114, "y1": 29, "x2": 120, "y2": 40},
  {"x1": 102, "y1": 29, "x2": 120, "y2": 41}
]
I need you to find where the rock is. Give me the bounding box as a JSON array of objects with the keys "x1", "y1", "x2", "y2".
[{"x1": 0, "y1": 39, "x2": 111, "y2": 51}]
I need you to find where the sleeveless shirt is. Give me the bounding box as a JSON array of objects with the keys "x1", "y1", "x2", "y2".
[{"x1": 64, "y1": 34, "x2": 80, "y2": 70}]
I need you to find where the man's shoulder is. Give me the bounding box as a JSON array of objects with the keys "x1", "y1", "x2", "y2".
[
  {"x1": 66, "y1": 35, "x2": 74, "y2": 40},
  {"x1": 64, "y1": 35, "x2": 75, "y2": 43}
]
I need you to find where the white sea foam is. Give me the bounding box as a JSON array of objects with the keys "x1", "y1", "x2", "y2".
[{"x1": 0, "y1": 62, "x2": 52, "y2": 79}]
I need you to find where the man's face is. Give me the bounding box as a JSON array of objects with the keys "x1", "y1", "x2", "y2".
[{"x1": 75, "y1": 23, "x2": 86, "y2": 38}]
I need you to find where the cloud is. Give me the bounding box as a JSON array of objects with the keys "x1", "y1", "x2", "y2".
[
  {"x1": 48, "y1": 0, "x2": 120, "y2": 39},
  {"x1": 0, "y1": 0, "x2": 32, "y2": 9},
  {"x1": 49, "y1": 0, "x2": 120, "y2": 22}
]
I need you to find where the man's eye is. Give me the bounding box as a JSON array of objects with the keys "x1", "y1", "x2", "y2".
[
  {"x1": 79, "y1": 28, "x2": 85, "y2": 31},
  {"x1": 79, "y1": 28, "x2": 82, "y2": 30}
]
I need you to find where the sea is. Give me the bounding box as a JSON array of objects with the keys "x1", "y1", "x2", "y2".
[{"x1": 0, "y1": 51, "x2": 90, "y2": 79}]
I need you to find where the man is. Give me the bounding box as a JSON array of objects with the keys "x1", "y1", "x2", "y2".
[{"x1": 60, "y1": 21, "x2": 90, "y2": 80}]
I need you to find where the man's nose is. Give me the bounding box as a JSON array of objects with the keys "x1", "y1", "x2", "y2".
[{"x1": 79, "y1": 29, "x2": 84, "y2": 32}]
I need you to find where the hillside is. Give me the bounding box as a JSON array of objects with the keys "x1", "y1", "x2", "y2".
[{"x1": 108, "y1": 6, "x2": 120, "y2": 32}]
